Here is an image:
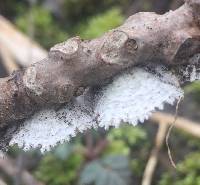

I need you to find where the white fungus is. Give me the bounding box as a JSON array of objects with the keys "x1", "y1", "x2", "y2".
[
  {"x1": 2, "y1": 53, "x2": 200, "y2": 152},
  {"x1": 9, "y1": 66, "x2": 185, "y2": 152},
  {"x1": 95, "y1": 67, "x2": 183, "y2": 128}
]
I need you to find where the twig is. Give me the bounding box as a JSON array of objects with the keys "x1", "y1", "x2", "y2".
[
  {"x1": 165, "y1": 96, "x2": 183, "y2": 169},
  {"x1": 150, "y1": 112, "x2": 200, "y2": 138},
  {"x1": 141, "y1": 122, "x2": 168, "y2": 185}
]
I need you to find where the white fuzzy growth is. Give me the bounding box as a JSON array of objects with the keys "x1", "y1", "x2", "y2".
[
  {"x1": 183, "y1": 65, "x2": 200, "y2": 82},
  {"x1": 95, "y1": 68, "x2": 183, "y2": 128},
  {"x1": 10, "y1": 67, "x2": 184, "y2": 152},
  {"x1": 180, "y1": 54, "x2": 200, "y2": 82},
  {"x1": 10, "y1": 96, "x2": 96, "y2": 152}
]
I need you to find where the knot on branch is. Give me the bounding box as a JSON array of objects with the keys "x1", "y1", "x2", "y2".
[
  {"x1": 57, "y1": 81, "x2": 76, "y2": 103},
  {"x1": 100, "y1": 30, "x2": 138, "y2": 65},
  {"x1": 49, "y1": 36, "x2": 81, "y2": 60},
  {"x1": 23, "y1": 66, "x2": 44, "y2": 96}
]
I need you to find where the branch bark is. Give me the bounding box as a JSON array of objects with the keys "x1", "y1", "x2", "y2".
[{"x1": 0, "y1": 0, "x2": 199, "y2": 127}]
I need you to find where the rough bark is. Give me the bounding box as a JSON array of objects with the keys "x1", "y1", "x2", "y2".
[{"x1": 0, "y1": 0, "x2": 200, "y2": 127}]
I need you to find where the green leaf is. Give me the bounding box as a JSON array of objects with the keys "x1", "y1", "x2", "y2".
[
  {"x1": 79, "y1": 161, "x2": 101, "y2": 184},
  {"x1": 77, "y1": 7, "x2": 124, "y2": 39},
  {"x1": 80, "y1": 155, "x2": 131, "y2": 185},
  {"x1": 54, "y1": 143, "x2": 73, "y2": 160}
]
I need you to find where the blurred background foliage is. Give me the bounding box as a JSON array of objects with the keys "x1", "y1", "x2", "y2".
[
  {"x1": 159, "y1": 152, "x2": 200, "y2": 185},
  {"x1": 15, "y1": 5, "x2": 67, "y2": 48},
  {"x1": 77, "y1": 7, "x2": 124, "y2": 39},
  {"x1": 0, "y1": 0, "x2": 200, "y2": 185}
]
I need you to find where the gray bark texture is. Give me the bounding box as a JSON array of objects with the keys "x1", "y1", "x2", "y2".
[{"x1": 0, "y1": 0, "x2": 200, "y2": 127}]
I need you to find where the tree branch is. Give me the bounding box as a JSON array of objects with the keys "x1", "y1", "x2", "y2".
[
  {"x1": 151, "y1": 112, "x2": 200, "y2": 138},
  {"x1": 0, "y1": 0, "x2": 199, "y2": 127},
  {"x1": 142, "y1": 123, "x2": 168, "y2": 185}
]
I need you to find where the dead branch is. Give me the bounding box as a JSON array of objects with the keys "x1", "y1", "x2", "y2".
[
  {"x1": 142, "y1": 110, "x2": 200, "y2": 185},
  {"x1": 0, "y1": 0, "x2": 199, "y2": 127},
  {"x1": 142, "y1": 123, "x2": 168, "y2": 185},
  {"x1": 151, "y1": 112, "x2": 200, "y2": 138}
]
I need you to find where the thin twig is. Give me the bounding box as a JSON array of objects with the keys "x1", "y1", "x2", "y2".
[
  {"x1": 141, "y1": 123, "x2": 168, "y2": 185},
  {"x1": 165, "y1": 96, "x2": 183, "y2": 169},
  {"x1": 151, "y1": 112, "x2": 200, "y2": 138}
]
